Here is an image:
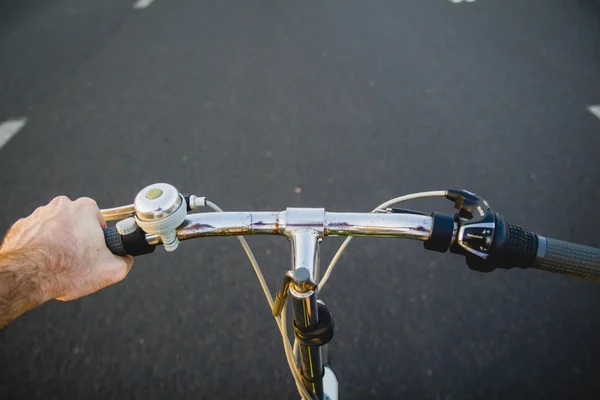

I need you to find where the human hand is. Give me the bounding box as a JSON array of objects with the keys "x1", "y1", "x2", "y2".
[{"x1": 0, "y1": 196, "x2": 133, "y2": 301}]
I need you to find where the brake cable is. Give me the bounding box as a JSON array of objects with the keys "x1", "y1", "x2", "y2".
[
  {"x1": 208, "y1": 191, "x2": 446, "y2": 399},
  {"x1": 205, "y1": 200, "x2": 313, "y2": 399}
]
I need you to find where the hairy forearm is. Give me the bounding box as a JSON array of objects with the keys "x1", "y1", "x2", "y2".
[
  {"x1": 0, "y1": 196, "x2": 133, "y2": 328},
  {"x1": 0, "y1": 249, "x2": 56, "y2": 328}
]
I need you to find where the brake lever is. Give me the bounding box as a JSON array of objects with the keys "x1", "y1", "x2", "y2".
[{"x1": 101, "y1": 204, "x2": 136, "y2": 222}]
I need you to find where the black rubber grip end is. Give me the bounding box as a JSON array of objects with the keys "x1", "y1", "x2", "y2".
[
  {"x1": 535, "y1": 238, "x2": 600, "y2": 283},
  {"x1": 103, "y1": 226, "x2": 127, "y2": 256}
]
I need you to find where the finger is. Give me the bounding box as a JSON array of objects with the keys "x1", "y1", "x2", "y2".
[
  {"x1": 98, "y1": 210, "x2": 107, "y2": 229},
  {"x1": 75, "y1": 197, "x2": 106, "y2": 229}
]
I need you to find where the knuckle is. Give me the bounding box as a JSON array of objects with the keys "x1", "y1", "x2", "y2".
[
  {"x1": 11, "y1": 217, "x2": 26, "y2": 228},
  {"x1": 50, "y1": 195, "x2": 71, "y2": 206},
  {"x1": 31, "y1": 204, "x2": 48, "y2": 217},
  {"x1": 75, "y1": 197, "x2": 98, "y2": 209},
  {"x1": 7, "y1": 217, "x2": 27, "y2": 233}
]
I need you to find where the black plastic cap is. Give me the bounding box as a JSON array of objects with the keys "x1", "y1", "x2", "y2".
[{"x1": 424, "y1": 212, "x2": 455, "y2": 253}]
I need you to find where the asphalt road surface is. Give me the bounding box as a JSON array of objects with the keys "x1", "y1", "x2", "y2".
[{"x1": 1, "y1": 0, "x2": 600, "y2": 399}]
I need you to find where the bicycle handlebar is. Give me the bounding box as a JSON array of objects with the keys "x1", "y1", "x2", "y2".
[
  {"x1": 101, "y1": 184, "x2": 600, "y2": 284},
  {"x1": 103, "y1": 211, "x2": 435, "y2": 255}
]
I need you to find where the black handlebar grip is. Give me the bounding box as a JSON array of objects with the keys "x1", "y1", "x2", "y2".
[
  {"x1": 498, "y1": 223, "x2": 539, "y2": 267},
  {"x1": 469, "y1": 214, "x2": 600, "y2": 284},
  {"x1": 102, "y1": 226, "x2": 156, "y2": 257},
  {"x1": 535, "y1": 237, "x2": 600, "y2": 283},
  {"x1": 103, "y1": 226, "x2": 128, "y2": 256}
]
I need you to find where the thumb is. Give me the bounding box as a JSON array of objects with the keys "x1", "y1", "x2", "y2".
[
  {"x1": 95, "y1": 253, "x2": 134, "y2": 289},
  {"x1": 108, "y1": 254, "x2": 134, "y2": 284}
]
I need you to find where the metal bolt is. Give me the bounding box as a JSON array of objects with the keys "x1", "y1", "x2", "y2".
[{"x1": 294, "y1": 267, "x2": 310, "y2": 284}]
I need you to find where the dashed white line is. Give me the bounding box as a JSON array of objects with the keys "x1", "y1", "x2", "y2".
[
  {"x1": 133, "y1": 0, "x2": 156, "y2": 9},
  {"x1": 588, "y1": 105, "x2": 600, "y2": 120},
  {"x1": 0, "y1": 118, "x2": 27, "y2": 151}
]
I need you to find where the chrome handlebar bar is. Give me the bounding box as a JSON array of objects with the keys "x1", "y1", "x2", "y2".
[
  {"x1": 101, "y1": 183, "x2": 600, "y2": 286},
  {"x1": 100, "y1": 183, "x2": 456, "y2": 259},
  {"x1": 142, "y1": 211, "x2": 435, "y2": 245}
]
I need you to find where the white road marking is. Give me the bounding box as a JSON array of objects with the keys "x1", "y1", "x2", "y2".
[
  {"x1": 0, "y1": 118, "x2": 27, "y2": 151},
  {"x1": 450, "y1": 0, "x2": 475, "y2": 2},
  {"x1": 133, "y1": 0, "x2": 156, "y2": 9},
  {"x1": 588, "y1": 105, "x2": 600, "y2": 120}
]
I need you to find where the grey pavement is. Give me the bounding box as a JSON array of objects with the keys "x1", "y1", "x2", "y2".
[{"x1": 1, "y1": 0, "x2": 600, "y2": 399}]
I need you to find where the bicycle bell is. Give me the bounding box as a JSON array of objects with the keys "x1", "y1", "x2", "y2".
[{"x1": 133, "y1": 183, "x2": 187, "y2": 252}]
